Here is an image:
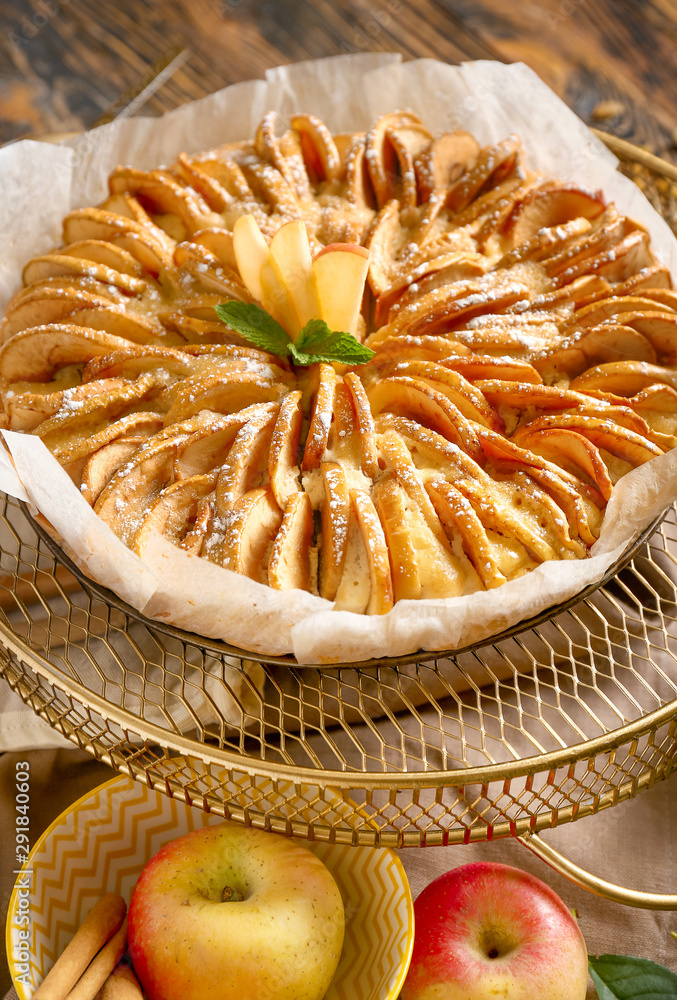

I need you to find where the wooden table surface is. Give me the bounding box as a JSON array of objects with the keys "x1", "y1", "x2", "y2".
[{"x1": 1, "y1": 0, "x2": 677, "y2": 162}]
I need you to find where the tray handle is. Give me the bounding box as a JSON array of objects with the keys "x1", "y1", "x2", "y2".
[{"x1": 517, "y1": 832, "x2": 677, "y2": 910}]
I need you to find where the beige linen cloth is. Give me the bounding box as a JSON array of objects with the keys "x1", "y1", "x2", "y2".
[{"x1": 0, "y1": 748, "x2": 675, "y2": 999}]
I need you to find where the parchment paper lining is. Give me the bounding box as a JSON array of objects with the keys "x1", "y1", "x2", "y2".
[{"x1": 1, "y1": 54, "x2": 676, "y2": 664}]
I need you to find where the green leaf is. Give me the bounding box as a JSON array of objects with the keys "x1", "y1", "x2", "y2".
[
  {"x1": 214, "y1": 301, "x2": 291, "y2": 357},
  {"x1": 290, "y1": 318, "x2": 375, "y2": 366},
  {"x1": 589, "y1": 954, "x2": 677, "y2": 999},
  {"x1": 213, "y1": 304, "x2": 375, "y2": 367}
]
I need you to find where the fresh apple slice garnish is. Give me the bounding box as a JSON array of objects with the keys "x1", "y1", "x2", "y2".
[
  {"x1": 269, "y1": 219, "x2": 321, "y2": 333},
  {"x1": 259, "y1": 258, "x2": 299, "y2": 335},
  {"x1": 232, "y1": 214, "x2": 270, "y2": 303},
  {"x1": 228, "y1": 215, "x2": 372, "y2": 352},
  {"x1": 312, "y1": 243, "x2": 369, "y2": 337}
]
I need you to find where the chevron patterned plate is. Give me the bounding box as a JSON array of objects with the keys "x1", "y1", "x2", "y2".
[{"x1": 5, "y1": 774, "x2": 414, "y2": 1000}]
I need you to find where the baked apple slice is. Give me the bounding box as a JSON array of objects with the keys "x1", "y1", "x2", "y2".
[
  {"x1": 268, "y1": 390, "x2": 303, "y2": 508},
  {"x1": 504, "y1": 185, "x2": 605, "y2": 245},
  {"x1": 343, "y1": 372, "x2": 380, "y2": 480},
  {"x1": 94, "y1": 434, "x2": 190, "y2": 544},
  {"x1": 332, "y1": 502, "x2": 372, "y2": 614},
  {"x1": 35, "y1": 376, "x2": 161, "y2": 458},
  {"x1": 513, "y1": 414, "x2": 664, "y2": 468},
  {"x1": 384, "y1": 121, "x2": 433, "y2": 208},
  {"x1": 364, "y1": 111, "x2": 424, "y2": 206},
  {"x1": 570, "y1": 295, "x2": 674, "y2": 329},
  {"x1": 375, "y1": 413, "x2": 486, "y2": 483},
  {"x1": 256, "y1": 113, "x2": 307, "y2": 195},
  {"x1": 511, "y1": 428, "x2": 613, "y2": 502},
  {"x1": 44, "y1": 402, "x2": 164, "y2": 468},
  {"x1": 82, "y1": 345, "x2": 194, "y2": 383},
  {"x1": 610, "y1": 311, "x2": 677, "y2": 360},
  {"x1": 62, "y1": 205, "x2": 172, "y2": 252},
  {"x1": 268, "y1": 492, "x2": 314, "y2": 592},
  {"x1": 479, "y1": 430, "x2": 603, "y2": 547},
  {"x1": 344, "y1": 135, "x2": 373, "y2": 209},
  {"x1": 377, "y1": 429, "x2": 454, "y2": 553},
  {"x1": 133, "y1": 473, "x2": 218, "y2": 557},
  {"x1": 218, "y1": 488, "x2": 283, "y2": 583},
  {"x1": 22, "y1": 248, "x2": 147, "y2": 296},
  {"x1": 81, "y1": 434, "x2": 153, "y2": 505},
  {"x1": 215, "y1": 405, "x2": 279, "y2": 511},
  {"x1": 291, "y1": 113, "x2": 342, "y2": 183},
  {"x1": 302, "y1": 364, "x2": 337, "y2": 471},
  {"x1": 375, "y1": 360, "x2": 502, "y2": 431},
  {"x1": 350, "y1": 490, "x2": 394, "y2": 615},
  {"x1": 414, "y1": 131, "x2": 480, "y2": 202},
  {"x1": 426, "y1": 479, "x2": 507, "y2": 589},
  {"x1": 1, "y1": 287, "x2": 127, "y2": 341},
  {"x1": 175, "y1": 152, "x2": 234, "y2": 213},
  {"x1": 0, "y1": 326, "x2": 132, "y2": 382},
  {"x1": 319, "y1": 461, "x2": 350, "y2": 602},
  {"x1": 366, "y1": 200, "x2": 407, "y2": 297},
  {"x1": 326, "y1": 379, "x2": 358, "y2": 466},
  {"x1": 162, "y1": 371, "x2": 286, "y2": 424},
  {"x1": 372, "y1": 476, "x2": 421, "y2": 601},
  {"x1": 447, "y1": 135, "x2": 521, "y2": 212},
  {"x1": 109, "y1": 167, "x2": 221, "y2": 235},
  {"x1": 368, "y1": 376, "x2": 483, "y2": 462},
  {"x1": 439, "y1": 356, "x2": 543, "y2": 385},
  {"x1": 570, "y1": 361, "x2": 677, "y2": 395},
  {"x1": 174, "y1": 405, "x2": 276, "y2": 479}
]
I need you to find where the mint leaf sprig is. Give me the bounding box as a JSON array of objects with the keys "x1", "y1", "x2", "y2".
[
  {"x1": 589, "y1": 954, "x2": 677, "y2": 998},
  {"x1": 214, "y1": 302, "x2": 374, "y2": 367}
]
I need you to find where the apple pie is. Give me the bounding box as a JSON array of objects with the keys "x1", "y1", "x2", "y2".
[{"x1": 1, "y1": 110, "x2": 676, "y2": 616}]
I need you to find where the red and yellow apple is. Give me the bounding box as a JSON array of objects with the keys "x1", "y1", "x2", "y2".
[
  {"x1": 401, "y1": 861, "x2": 588, "y2": 1000},
  {"x1": 127, "y1": 821, "x2": 345, "y2": 1000}
]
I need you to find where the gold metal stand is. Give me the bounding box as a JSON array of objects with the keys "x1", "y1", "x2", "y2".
[
  {"x1": 1, "y1": 133, "x2": 676, "y2": 907},
  {"x1": 1, "y1": 492, "x2": 676, "y2": 865},
  {"x1": 518, "y1": 833, "x2": 677, "y2": 910}
]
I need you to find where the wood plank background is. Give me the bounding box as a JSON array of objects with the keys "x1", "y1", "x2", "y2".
[{"x1": 1, "y1": 0, "x2": 677, "y2": 162}]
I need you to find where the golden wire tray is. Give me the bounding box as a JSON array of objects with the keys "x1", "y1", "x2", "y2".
[
  {"x1": 0, "y1": 134, "x2": 676, "y2": 882},
  {"x1": 1, "y1": 489, "x2": 676, "y2": 848}
]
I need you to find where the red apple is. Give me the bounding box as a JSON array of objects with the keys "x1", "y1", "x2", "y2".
[
  {"x1": 401, "y1": 861, "x2": 588, "y2": 1000},
  {"x1": 127, "y1": 821, "x2": 345, "y2": 1000}
]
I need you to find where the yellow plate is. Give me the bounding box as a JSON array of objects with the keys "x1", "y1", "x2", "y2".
[{"x1": 6, "y1": 774, "x2": 414, "y2": 1000}]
